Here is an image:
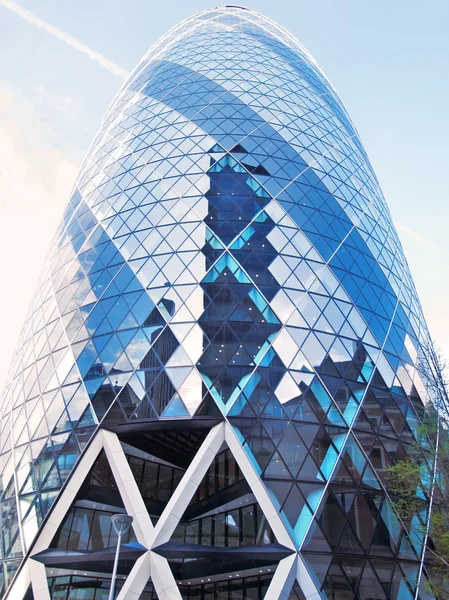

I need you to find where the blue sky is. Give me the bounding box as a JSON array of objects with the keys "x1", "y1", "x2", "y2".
[{"x1": 0, "y1": 0, "x2": 448, "y2": 387}]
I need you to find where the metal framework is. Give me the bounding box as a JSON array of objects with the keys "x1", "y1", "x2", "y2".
[
  {"x1": 0, "y1": 7, "x2": 436, "y2": 600},
  {"x1": 6, "y1": 424, "x2": 325, "y2": 599}
]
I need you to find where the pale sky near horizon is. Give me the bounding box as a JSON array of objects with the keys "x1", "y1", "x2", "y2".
[{"x1": 0, "y1": 0, "x2": 448, "y2": 390}]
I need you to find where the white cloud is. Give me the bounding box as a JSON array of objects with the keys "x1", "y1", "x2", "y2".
[
  {"x1": 0, "y1": 0, "x2": 129, "y2": 80},
  {"x1": 0, "y1": 88, "x2": 79, "y2": 389}
]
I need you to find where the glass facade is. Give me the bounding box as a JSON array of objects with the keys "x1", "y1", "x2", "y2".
[{"x1": 0, "y1": 6, "x2": 437, "y2": 599}]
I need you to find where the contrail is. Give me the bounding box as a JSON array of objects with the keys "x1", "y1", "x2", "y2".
[
  {"x1": 396, "y1": 222, "x2": 449, "y2": 267},
  {"x1": 0, "y1": 0, "x2": 129, "y2": 80}
]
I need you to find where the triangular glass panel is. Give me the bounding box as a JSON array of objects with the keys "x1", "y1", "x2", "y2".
[
  {"x1": 349, "y1": 491, "x2": 377, "y2": 550},
  {"x1": 74, "y1": 404, "x2": 96, "y2": 429},
  {"x1": 333, "y1": 489, "x2": 355, "y2": 515},
  {"x1": 370, "y1": 558, "x2": 396, "y2": 595},
  {"x1": 389, "y1": 564, "x2": 415, "y2": 600},
  {"x1": 369, "y1": 517, "x2": 396, "y2": 558},
  {"x1": 302, "y1": 514, "x2": 332, "y2": 554},
  {"x1": 297, "y1": 454, "x2": 325, "y2": 482},
  {"x1": 399, "y1": 561, "x2": 420, "y2": 593},
  {"x1": 161, "y1": 395, "x2": 190, "y2": 418},
  {"x1": 287, "y1": 397, "x2": 319, "y2": 423},
  {"x1": 275, "y1": 423, "x2": 307, "y2": 477},
  {"x1": 264, "y1": 451, "x2": 291, "y2": 479},
  {"x1": 398, "y1": 532, "x2": 418, "y2": 561},
  {"x1": 357, "y1": 561, "x2": 387, "y2": 599},
  {"x1": 302, "y1": 551, "x2": 332, "y2": 588},
  {"x1": 243, "y1": 421, "x2": 276, "y2": 472},
  {"x1": 281, "y1": 484, "x2": 308, "y2": 530},
  {"x1": 264, "y1": 480, "x2": 292, "y2": 510},
  {"x1": 316, "y1": 492, "x2": 349, "y2": 550},
  {"x1": 322, "y1": 561, "x2": 356, "y2": 599},
  {"x1": 339, "y1": 556, "x2": 365, "y2": 592}
]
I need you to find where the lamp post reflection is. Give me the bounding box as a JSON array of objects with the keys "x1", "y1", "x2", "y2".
[{"x1": 108, "y1": 514, "x2": 133, "y2": 600}]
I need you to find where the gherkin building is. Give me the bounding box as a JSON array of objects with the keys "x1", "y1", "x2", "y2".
[{"x1": 0, "y1": 6, "x2": 439, "y2": 600}]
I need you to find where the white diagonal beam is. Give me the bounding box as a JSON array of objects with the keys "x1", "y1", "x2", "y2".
[
  {"x1": 116, "y1": 551, "x2": 151, "y2": 600},
  {"x1": 32, "y1": 431, "x2": 104, "y2": 555},
  {"x1": 152, "y1": 421, "x2": 225, "y2": 546},
  {"x1": 102, "y1": 429, "x2": 153, "y2": 547},
  {"x1": 102, "y1": 429, "x2": 159, "y2": 599},
  {"x1": 150, "y1": 550, "x2": 182, "y2": 600},
  {"x1": 29, "y1": 558, "x2": 50, "y2": 600},
  {"x1": 297, "y1": 554, "x2": 321, "y2": 599},
  {"x1": 11, "y1": 420, "x2": 314, "y2": 600},
  {"x1": 120, "y1": 422, "x2": 226, "y2": 600},
  {"x1": 224, "y1": 422, "x2": 295, "y2": 551},
  {"x1": 265, "y1": 554, "x2": 297, "y2": 600}
]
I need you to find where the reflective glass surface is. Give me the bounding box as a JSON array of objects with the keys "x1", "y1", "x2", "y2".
[
  {"x1": 47, "y1": 574, "x2": 157, "y2": 599},
  {"x1": 0, "y1": 6, "x2": 435, "y2": 598}
]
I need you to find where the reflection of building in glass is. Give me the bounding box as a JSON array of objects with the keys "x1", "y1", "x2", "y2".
[{"x1": 0, "y1": 6, "x2": 437, "y2": 599}]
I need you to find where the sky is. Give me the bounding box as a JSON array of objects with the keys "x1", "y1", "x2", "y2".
[{"x1": 0, "y1": 0, "x2": 448, "y2": 389}]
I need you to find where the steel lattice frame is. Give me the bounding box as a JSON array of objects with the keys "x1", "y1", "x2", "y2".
[{"x1": 0, "y1": 6, "x2": 437, "y2": 600}]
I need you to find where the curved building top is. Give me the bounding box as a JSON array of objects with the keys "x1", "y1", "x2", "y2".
[{"x1": 88, "y1": 5, "x2": 426, "y2": 361}]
